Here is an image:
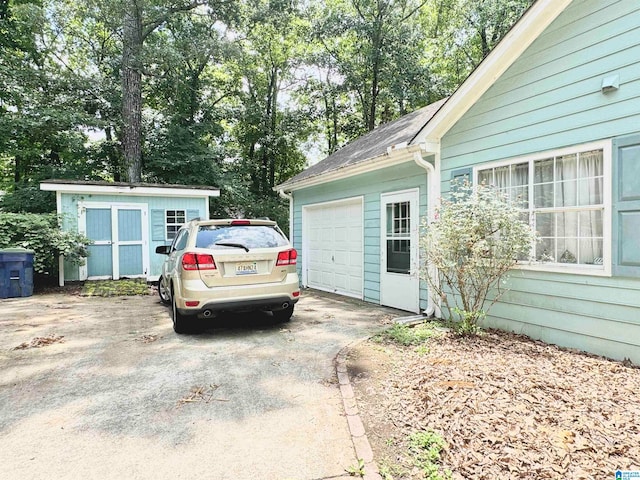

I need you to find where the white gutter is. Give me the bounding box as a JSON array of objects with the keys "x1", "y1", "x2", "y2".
[
  {"x1": 413, "y1": 146, "x2": 441, "y2": 318},
  {"x1": 278, "y1": 189, "x2": 294, "y2": 244}
]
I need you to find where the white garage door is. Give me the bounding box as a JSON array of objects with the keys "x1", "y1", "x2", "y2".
[{"x1": 304, "y1": 198, "x2": 363, "y2": 298}]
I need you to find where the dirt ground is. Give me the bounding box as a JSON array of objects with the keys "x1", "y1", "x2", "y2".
[{"x1": 348, "y1": 326, "x2": 640, "y2": 480}]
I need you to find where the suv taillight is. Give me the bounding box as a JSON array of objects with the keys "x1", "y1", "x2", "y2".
[
  {"x1": 276, "y1": 248, "x2": 297, "y2": 266},
  {"x1": 182, "y1": 252, "x2": 217, "y2": 271}
]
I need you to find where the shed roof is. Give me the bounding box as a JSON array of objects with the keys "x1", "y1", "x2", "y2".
[{"x1": 40, "y1": 179, "x2": 220, "y2": 198}]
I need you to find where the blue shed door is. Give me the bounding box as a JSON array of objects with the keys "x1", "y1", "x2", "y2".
[
  {"x1": 86, "y1": 208, "x2": 113, "y2": 277},
  {"x1": 82, "y1": 204, "x2": 149, "y2": 280}
]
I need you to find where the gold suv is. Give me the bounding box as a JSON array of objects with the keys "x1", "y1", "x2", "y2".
[{"x1": 156, "y1": 219, "x2": 300, "y2": 333}]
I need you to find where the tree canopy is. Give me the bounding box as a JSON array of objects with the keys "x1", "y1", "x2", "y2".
[{"x1": 0, "y1": 0, "x2": 534, "y2": 226}]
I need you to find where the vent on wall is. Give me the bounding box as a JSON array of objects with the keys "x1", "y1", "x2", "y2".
[{"x1": 601, "y1": 74, "x2": 619, "y2": 93}]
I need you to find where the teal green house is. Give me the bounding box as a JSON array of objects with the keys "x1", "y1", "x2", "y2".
[
  {"x1": 277, "y1": 0, "x2": 640, "y2": 364},
  {"x1": 40, "y1": 180, "x2": 219, "y2": 285}
]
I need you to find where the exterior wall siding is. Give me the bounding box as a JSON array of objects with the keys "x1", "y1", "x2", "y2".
[
  {"x1": 292, "y1": 161, "x2": 429, "y2": 309},
  {"x1": 439, "y1": 0, "x2": 640, "y2": 363},
  {"x1": 60, "y1": 193, "x2": 207, "y2": 281},
  {"x1": 442, "y1": 0, "x2": 640, "y2": 177}
]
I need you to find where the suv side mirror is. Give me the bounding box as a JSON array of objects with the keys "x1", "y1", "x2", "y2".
[{"x1": 155, "y1": 245, "x2": 171, "y2": 255}]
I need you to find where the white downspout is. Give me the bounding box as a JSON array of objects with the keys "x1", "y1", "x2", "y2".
[
  {"x1": 413, "y1": 148, "x2": 441, "y2": 318},
  {"x1": 278, "y1": 189, "x2": 294, "y2": 244}
]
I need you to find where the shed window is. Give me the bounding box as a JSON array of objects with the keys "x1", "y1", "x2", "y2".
[
  {"x1": 476, "y1": 143, "x2": 608, "y2": 272},
  {"x1": 166, "y1": 210, "x2": 186, "y2": 240}
]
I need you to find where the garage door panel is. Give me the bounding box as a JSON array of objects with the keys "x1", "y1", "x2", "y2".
[
  {"x1": 349, "y1": 253, "x2": 362, "y2": 268},
  {"x1": 334, "y1": 273, "x2": 347, "y2": 290},
  {"x1": 334, "y1": 226, "x2": 348, "y2": 242},
  {"x1": 333, "y1": 251, "x2": 348, "y2": 267},
  {"x1": 305, "y1": 199, "x2": 363, "y2": 298}
]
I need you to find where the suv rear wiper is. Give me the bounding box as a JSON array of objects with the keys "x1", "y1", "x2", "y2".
[{"x1": 214, "y1": 241, "x2": 250, "y2": 252}]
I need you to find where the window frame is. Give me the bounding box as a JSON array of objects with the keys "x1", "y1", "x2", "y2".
[
  {"x1": 165, "y1": 209, "x2": 186, "y2": 241},
  {"x1": 473, "y1": 140, "x2": 612, "y2": 277}
]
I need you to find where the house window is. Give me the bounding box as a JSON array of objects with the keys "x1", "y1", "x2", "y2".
[
  {"x1": 166, "y1": 210, "x2": 186, "y2": 240},
  {"x1": 386, "y1": 201, "x2": 411, "y2": 272},
  {"x1": 476, "y1": 143, "x2": 608, "y2": 272}
]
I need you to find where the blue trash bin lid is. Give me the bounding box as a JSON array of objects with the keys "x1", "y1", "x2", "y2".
[{"x1": 0, "y1": 247, "x2": 35, "y2": 254}]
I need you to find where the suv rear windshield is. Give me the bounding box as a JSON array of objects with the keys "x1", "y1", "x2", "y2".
[{"x1": 196, "y1": 225, "x2": 288, "y2": 250}]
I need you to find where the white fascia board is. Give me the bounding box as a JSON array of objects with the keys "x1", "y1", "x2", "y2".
[
  {"x1": 40, "y1": 182, "x2": 220, "y2": 198},
  {"x1": 277, "y1": 144, "x2": 426, "y2": 192},
  {"x1": 414, "y1": 0, "x2": 573, "y2": 144}
]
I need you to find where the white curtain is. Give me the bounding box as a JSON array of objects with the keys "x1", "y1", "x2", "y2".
[
  {"x1": 578, "y1": 150, "x2": 603, "y2": 264},
  {"x1": 555, "y1": 151, "x2": 603, "y2": 264}
]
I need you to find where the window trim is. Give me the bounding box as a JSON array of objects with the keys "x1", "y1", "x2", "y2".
[
  {"x1": 165, "y1": 209, "x2": 186, "y2": 241},
  {"x1": 473, "y1": 140, "x2": 612, "y2": 277}
]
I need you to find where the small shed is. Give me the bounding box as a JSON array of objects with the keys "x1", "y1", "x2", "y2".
[{"x1": 40, "y1": 180, "x2": 220, "y2": 285}]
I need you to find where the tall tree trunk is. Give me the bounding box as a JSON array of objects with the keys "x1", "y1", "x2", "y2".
[
  {"x1": 268, "y1": 69, "x2": 278, "y2": 190},
  {"x1": 121, "y1": 2, "x2": 143, "y2": 183},
  {"x1": 105, "y1": 126, "x2": 121, "y2": 182}
]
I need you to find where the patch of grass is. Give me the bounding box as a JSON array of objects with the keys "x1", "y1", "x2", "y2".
[
  {"x1": 81, "y1": 279, "x2": 150, "y2": 297},
  {"x1": 408, "y1": 430, "x2": 452, "y2": 480},
  {"x1": 375, "y1": 322, "x2": 443, "y2": 346},
  {"x1": 378, "y1": 460, "x2": 407, "y2": 480},
  {"x1": 345, "y1": 458, "x2": 365, "y2": 477}
]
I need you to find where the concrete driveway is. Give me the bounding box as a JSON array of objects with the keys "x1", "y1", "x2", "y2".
[{"x1": 0, "y1": 289, "x2": 396, "y2": 480}]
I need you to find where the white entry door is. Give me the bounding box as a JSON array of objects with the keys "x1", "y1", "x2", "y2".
[{"x1": 380, "y1": 189, "x2": 420, "y2": 313}]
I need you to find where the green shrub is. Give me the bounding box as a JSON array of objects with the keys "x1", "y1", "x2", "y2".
[
  {"x1": 0, "y1": 212, "x2": 90, "y2": 276},
  {"x1": 377, "y1": 322, "x2": 440, "y2": 346},
  {"x1": 421, "y1": 181, "x2": 537, "y2": 334}
]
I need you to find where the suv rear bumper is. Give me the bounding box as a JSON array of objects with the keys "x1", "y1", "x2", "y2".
[{"x1": 177, "y1": 295, "x2": 299, "y2": 317}]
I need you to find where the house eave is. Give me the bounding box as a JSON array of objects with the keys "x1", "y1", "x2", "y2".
[{"x1": 276, "y1": 143, "x2": 434, "y2": 192}]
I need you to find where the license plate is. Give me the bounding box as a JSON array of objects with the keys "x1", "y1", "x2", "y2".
[{"x1": 236, "y1": 262, "x2": 258, "y2": 275}]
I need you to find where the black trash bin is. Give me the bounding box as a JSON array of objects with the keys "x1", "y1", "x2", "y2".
[{"x1": 0, "y1": 248, "x2": 35, "y2": 299}]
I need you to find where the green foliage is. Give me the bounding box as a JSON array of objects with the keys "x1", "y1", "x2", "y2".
[
  {"x1": 452, "y1": 307, "x2": 484, "y2": 336},
  {"x1": 81, "y1": 279, "x2": 149, "y2": 297},
  {"x1": 376, "y1": 322, "x2": 441, "y2": 346},
  {"x1": 345, "y1": 458, "x2": 365, "y2": 477},
  {"x1": 421, "y1": 181, "x2": 538, "y2": 333},
  {"x1": 0, "y1": 212, "x2": 90, "y2": 275},
  {"x1": 0, "y1": 183, "x2": 56, "y2": 213},
  {"x1": 0, "y1": 0, "x2": 535, "y2": 225},
  {"x1": 408, "y1": 430, "x2": 452, "y2": 480}
]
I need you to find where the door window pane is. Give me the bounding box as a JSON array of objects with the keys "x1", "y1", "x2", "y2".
[
  {"x1": 386, "y1": 200, "x2": 411, "y2": 274},
  {"x1": 386, "y1": 240, "x2": 410, "y2": 274}
]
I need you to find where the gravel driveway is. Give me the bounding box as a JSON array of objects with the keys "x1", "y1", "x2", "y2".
[{"x1": 0, "y1": 289, "x2": 395, "y2": 480}]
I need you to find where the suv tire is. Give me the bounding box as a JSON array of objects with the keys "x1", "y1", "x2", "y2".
[
  {"x1": 158, "y1": 276, "x2": 170, "y2": 305},
  {"x1": 272, "y1": 305, "x2": 294, "y2": 322},
  {"x1": 171, "y1": 288, "x2": 191, "y2": 334}
]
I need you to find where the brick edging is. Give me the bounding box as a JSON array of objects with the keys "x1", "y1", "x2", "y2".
[{"x1": 336, "y1": 345, "x2": 383, "y2": 480}]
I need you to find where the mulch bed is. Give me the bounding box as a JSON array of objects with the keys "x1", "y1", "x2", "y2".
[{"x1": 350, "y1": 328, "x2": 640, "y2": 479}]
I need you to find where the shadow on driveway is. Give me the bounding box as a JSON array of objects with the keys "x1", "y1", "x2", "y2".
[{"x1": 0, "y1": 289, "x2": 398, "y2": 480}]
